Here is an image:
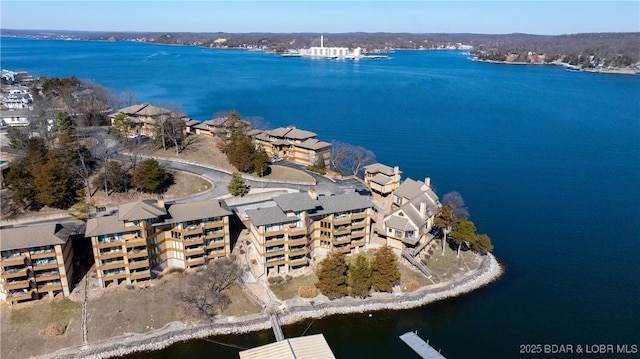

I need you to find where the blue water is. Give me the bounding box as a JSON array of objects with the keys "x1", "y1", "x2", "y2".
[{"x1": 2, "y1": 37, "x2": 639, "y2": 358}]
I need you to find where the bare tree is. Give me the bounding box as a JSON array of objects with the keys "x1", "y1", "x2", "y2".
[
  {"x1": 175, "y1": 257, "x2": 242, "y2": 321},
  {"x1": 330, "y1": 141, "x2": 376, "y2": 177}
]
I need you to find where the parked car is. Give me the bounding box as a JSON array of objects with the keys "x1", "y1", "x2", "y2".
[{"x1": 269, "y1": 156, "x2": 283, "y2": 163}]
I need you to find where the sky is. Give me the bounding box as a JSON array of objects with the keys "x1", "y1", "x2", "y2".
[{"x1": 1, "y1": 1, "x2": 639, "y2": 35}]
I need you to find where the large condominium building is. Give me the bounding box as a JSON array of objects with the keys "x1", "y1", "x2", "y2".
[
  {"x1": 85, "y1": 199, "x2": 232, "y2": 288},
  {"x1": 109, "y1": 103, "x2": 198, "y2": 138},
  {"x1": 251, "y1": 126, "x2": 331, "y2": 169},
  {"x1": 0, "y1": 222, "x2": 80, "y2": 305},
  {"x1": 245, "y1": 190, "x2": 375, "y2": 275}
]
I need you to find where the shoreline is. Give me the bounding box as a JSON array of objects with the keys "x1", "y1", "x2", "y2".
[
  {"x1": 45, "y1": 253, "x2": 502, "y2": 359},
  {"x1": 472, "y1": 57, "x2": 640, "y2": 75}
]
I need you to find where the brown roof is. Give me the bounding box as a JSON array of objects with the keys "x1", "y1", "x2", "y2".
[
  {"x1": 118, "y1": 200, "x2": 167, "y2": 221},
  {"x1": 364, "y1": 163, "x2": 398, "y2": 176},
  {"x1": 85, "y1": 215, "x2": 139, "y2": 237},
  {"x1": 296, "y1": 138, "x2": 331, "y2": 150},
  {"x1": 1, "y1": 222, "x2": 80, "y2": 251},
  {"x1": 164, "y1": 200, "x2": 232, "y2": 223}
]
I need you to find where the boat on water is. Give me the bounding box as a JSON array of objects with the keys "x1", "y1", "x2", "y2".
[{"x1": 564, "y1": 64, "x2": 584, "y2": 72}]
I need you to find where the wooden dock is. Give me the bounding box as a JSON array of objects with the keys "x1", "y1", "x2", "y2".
[
  {"x1": 399, "y1": 332, "x2": 446, "y2": 359},
  {"x1": 269, "y1": 312, "x2": 285, "y2": 342}
]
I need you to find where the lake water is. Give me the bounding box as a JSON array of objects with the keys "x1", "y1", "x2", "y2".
[{"x1": 2, "y1": 37, "x2": 639, "y2": 358}]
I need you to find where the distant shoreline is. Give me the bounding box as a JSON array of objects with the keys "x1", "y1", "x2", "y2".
[
  {"x1": 472, "y1": 57, "x2": 640, "y2": 75},
  {"x1": 45, "y1": 254, "x2": 502, "y2": 359}
]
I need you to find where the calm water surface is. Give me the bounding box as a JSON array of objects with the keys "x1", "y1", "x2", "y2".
[{"x1": 2, "y1": 37, "x2": 639, "y2": 358}]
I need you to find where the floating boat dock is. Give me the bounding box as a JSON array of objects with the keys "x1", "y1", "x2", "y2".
[{"x1": 399, "y1": 332, "x2": 447, "y2": 359}]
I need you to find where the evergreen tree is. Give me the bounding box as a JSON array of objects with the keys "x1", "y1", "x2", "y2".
[
  {"x1": 55, "y1": 111, "x2": 74, "y2": 146},
  {"x1": 371, "y1": 245, "x2": 400, "y2": 292},
  {"x1": 315, "y1": 252, "x2": 349, "y2": 299},
  {"x1": 227, "y1": 172, "x2": 248, "y2": 197},
  {"x1": 472, "y1": 233, "x2": 494, "y2": 254},
  {"x1": 4, "y1": 159, "x2": 38, "y2": 208},
  {"x1": 131, "y1": 158, "x2": 169, "y2": 193},
  {"x1": 450, "y1": 220, "x2": 477, "y2": 258},
  {"x1": 349, "y1": 254, "x2": 372, "y2": 298},
  {"x1": 434, "y1": 204, "x2": 459, "y2": 256},
  {"x1": 111, "y1": 112, "x2": 131, "y2": 142},
  {"x1": 32, "y1": 150, "x2": 77, "y2": 209}
]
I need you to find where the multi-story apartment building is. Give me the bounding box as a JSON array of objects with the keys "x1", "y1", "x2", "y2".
[
  {"x1": 245, "y1": 190, "x2": 375, "y2": 275},
  {"x1": 85, "y1": 199, "x2": 232, "y2": 288},
  {"x1": 251, "y1": 126, "x2": 331, "y2": 169},
  {"x1": 109, "y1": 103, "x2": 198, "y2": 138},
  {"x1": 0, "y1": 222, "x2": 77, "y2": 305}
]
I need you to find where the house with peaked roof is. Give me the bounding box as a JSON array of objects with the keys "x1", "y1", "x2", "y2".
[
  {"x1": 85, "y1": 199, "x2": 232, "y2": 287},
  {"x1": 383, "y1": 177, "x2": 441, "y2": 252},
  {"x1": 363, "y1": 163, "x2": 402, "y2": 196},
  {"x1": 1, "y1": 222, "x2": 81, "y2": 305},
  {"x1": 244, "y1": 189, "x2": 374, "y2": 275},
  {"x1": 109, "y1": 103, "x2": 195, "y2": 138},
  {"x1": 251, "y1": 126, "x2": 331, "y2": 169}
]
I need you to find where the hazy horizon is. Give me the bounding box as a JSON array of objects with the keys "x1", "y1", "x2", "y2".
[{"x1": 1, "y1": 1, "x2": 639, "y2": 36}]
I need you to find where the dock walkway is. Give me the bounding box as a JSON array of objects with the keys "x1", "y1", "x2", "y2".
[
  {"x1": 269, "y1": 312, "x2": 285, "y2": 342},
  {"x1": 399, "y1": 332, "x2": 446, "y2": 359}
]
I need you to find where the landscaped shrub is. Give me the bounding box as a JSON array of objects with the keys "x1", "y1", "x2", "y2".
[
  {"x1": 306, "y1": 165, "x2": 326, "y2": 175},
  {"x1": 268, "y1": 276, "x2": 284, "y2": 284},
  {"x1": 39, "y1": 323, "x2": 67, "y2": 336},
  {"x1": 285, "y1": 274, "x2": 293, "y2": 282},
  {"x1": 298, "y1": 286, "x2": 319, "y2": 298},
  {"x1": 165, "y1": 267, "x2": 185, "y2": 275}
]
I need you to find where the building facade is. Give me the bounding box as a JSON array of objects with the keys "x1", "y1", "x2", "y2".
[
  {"x1": 363, "y1": 163, "x2": 402, "y2": 196},
  {"x1": 251, "y1": 126, "x2": 331, "y2": 169},
  {"x1": 383, "y1": 177, "x2": 441, "y2": 252},
  {"x1": 245, "y1": 190, "x2": 375, "y2": 275},
  {"x1": 0, "y1": 222, "x2": 79, "y2": 305},
  {"x1": 85, "y1": 199, "x2": 232, "y2": 288}
]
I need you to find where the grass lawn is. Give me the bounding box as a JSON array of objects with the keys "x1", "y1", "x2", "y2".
[
  {"x1": 221, "y1": 285, "x2": 263, "y2": 317},
  {"x1": 270, "y1": 273, "x2": 318, "y2": 301},
  {"x1": 10, "y1": 298, "x2": 81, "y2": 326}
]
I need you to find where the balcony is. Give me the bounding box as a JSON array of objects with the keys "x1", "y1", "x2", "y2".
[
  {"x1": 7, "y1": 289, "x2": 35, "y2": 302},
  {"x1": 1, "y1": 267, "x2": 29, "y2": 279},
  {"x1": 187, "y1": 257, "x2": 206, "y2": 267},
  {"x1": 333, "y1": 226, "x2": 351, "y2": 235},
  {"x1": 185, "y1": 247, "x2": 205, "y2": 255},
  {"x1": 203, "y1": 220, "x2": 225, "y2": 229},
  {"x1": 288, "y1": 236, "x2": 308, "y2": 246},
  {"x1": 2, "y1": 278, "x2": 34, "y2": 291},
  {"x1": 128, "y1": 260, "x2": 149, "y2": 270},
  {"x1": 97, "y1": 239, "x2": 124, "y2": 249},
  {"x1": 103, "y1": 270, "x2": 127, "y2": 280},
  {"x1": 288, "y1": 246, "x2": 308, "y2": 255},
  {"x1": 127, "y1": 248, "x2": 148, "y2": 259},
  {"x1": 99, "y1": 248, "x2": 124, "y2": 260},
  {"x1": 35, "y1": 271, "x2": 60, "y2": 282},
  {"x1": 207, "y1": 250, "x2": 226, "y2": 260},
  {"x1": 288, "y1": 224, "x2": 306, "y2": 236},
  {"x1": 350, "y1": 220, "x2": 367, "y2": 229},
  {"x1": 130, "y1": 270, "x2": 150, "y2": 281},
  {"x1": 333, "y1": 215, "x2": 351, "y2": 225},
  {"x1": 351, "y1": 239, "x2": 367, "y2": 248},
  {"x1": 184, "y1": 236, "x2": 204, "y2": 245},
  {"x1": 205, "y1": 239, "x2": 225, "y2": 249},
  {"x1": 265, "y1": 256, "x2": 286, "y2": 266},
  {"x1": 101, "y1": 260, "x2": 126, "y2": 271},
  {"x1": 288, "y1": 256, "x2": 308, "y2": 267},
  {"x1": 1, "y1": 253, "x2": 28, "y2": 266},
  {"x1": 264, "y1": 236, "x2": 285, "y2": 246},
  {"x1": 126, "y1": 237, "x2": 146, "y2": 248},
  {"x1": 32, "y1": 259, "x2": 58, "y2": 271},
  {"x1": 333, "y1": 235, "x2": 351, "y2": 245},
  {"x1": 37, "y1": 281, "x2": 62, "y2": 292},
  {"x1": 29, "y1": 248, "x2": 56, "y2": 260},
  {"x1": 351, "y1": 212, "x2": 367, "y2": 220}
]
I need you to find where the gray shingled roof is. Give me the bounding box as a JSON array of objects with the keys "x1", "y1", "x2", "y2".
[
  {"x1": 246, "y1": 207, "x2": 297, "y2": 227},
  {"x1": 118, "y1": 200, "x2": 167, "y2": 221},
  {"x1": 274, "y1": 192, "x2": 319, "y2": 212},
  {"x1": 370, "y1": 173, "x2": 392, "y2": 185},
  {"x1": 384, "y1": 215, "x2": 412, "y2": 231},
  {"x1": 284, "y1": 128, "x2": 316, "y2": 140},
  {"x1": 165, "y1": 200, "x2": 232, "y2": 223},
  {"x1": 1, "y1": 222, "x2": 80, "y2": 251},
  {"x1": 246, "y1": 129, "x2": 264, "y2": 137},
  {"x1": 364, "y1": 163, "x2": 398, "y2": 176},
  {"x1": 267, "y1": 127, "x2": 291, "y2": 137},
  {"x1": 297, "y1": 138, "x2": 331, "y2": 150},
  {"x1": 394, "y1": 178, "x2": 424, "y2": 200},
  {"x1": 315, "y1": 193, "x2": 374, "y2": 216},
  {"x1": 85, "y1": 215, "x2": 139, "y2": 237}
]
